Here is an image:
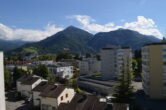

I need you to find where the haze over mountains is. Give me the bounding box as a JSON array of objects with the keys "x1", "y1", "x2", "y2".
[{"x1": 1, "y1": 26, "x2": 161, "y2": 55}]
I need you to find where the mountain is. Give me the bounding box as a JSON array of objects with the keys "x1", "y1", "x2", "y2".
[
  {"x1": 8, "y1": 27, "x2": 161, "y2": 55},
  {"x1": 0, "y1": 39, "x2": 28, "y2": 51},
  {"x1": 9, "y1": 26, "x2": 94, "y2": 55},
  {"x1": 89, "y1": 29, "x2": 161, "y2": 51}
]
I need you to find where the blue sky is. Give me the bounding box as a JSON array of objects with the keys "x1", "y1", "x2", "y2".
[{"x1": 0, "y1": 0, "x2": 165, "y2": 41}]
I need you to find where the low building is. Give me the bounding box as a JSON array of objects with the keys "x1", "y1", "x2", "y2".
[
  {"x1": 40, "y1": 84, "x2": 75, "y2": 110},
  {"x1": 57, "y1": 94, "x2": 109, "y2": 110},
  {"x1": 79, "y1": 57, "x2": 101, "y2": 75},
  {"x1": 142, "y1": 42, "x2": 166, "y2": 99},
  {"x1": 17, "y1": 75, "x2": 43, "y2": 98},
  {"x1": 48, "y1": 63, "x2": 73, "y2": 79}
]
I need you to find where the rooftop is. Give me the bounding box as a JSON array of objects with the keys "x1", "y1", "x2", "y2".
[
  {"x1": 18, "y1": 75, "x2": 40, "y2": 85},
  {"x1": 57, "y1": 94, "x2": 108, "y2": 110},
  {"x1": 40, "y1": 84, "x2": 65, "y2": 98}
]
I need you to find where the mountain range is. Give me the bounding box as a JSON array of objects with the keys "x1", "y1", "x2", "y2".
[{"x1": 2, "y1": 26, "x2": 161, "y2": 55}]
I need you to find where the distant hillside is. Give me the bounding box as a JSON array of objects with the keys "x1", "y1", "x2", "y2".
[
  {"x1": 0, "y1": 39, "x2": 28, "y2": 51},
  {"x1": 9, "y1": 26, "x2": 94, "y2": 55},
  {"x1": 8, "y1": 27, "x2": 161, "y2": 55},
  {"x1": 89, "y1": 29, "x2": 161, "y2": 51}
]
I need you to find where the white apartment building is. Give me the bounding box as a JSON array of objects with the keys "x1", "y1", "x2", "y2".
[
  {"x1": 79, "y1": 57, "x2": 101, "y2": 75},
  {"x1": 17, "y1": 75, "x2": 43, "y2": 98},
  {"x1": 0, "y1": 52, "x2": 6, "y2": 110},
  {"x1": 101, "y1": 47, "x2": 132, "y2": 80},
  {"x1": 48, "y1": 63, "x2": 73, "y2": 79}
]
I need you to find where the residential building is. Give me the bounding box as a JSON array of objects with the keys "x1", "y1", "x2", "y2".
[
  {"x1": 40, "y1": 84, "x2": 75, "y2": 110},
  {"x1": 57, "y1": 94, "x2": 108, "y2": 110},
  {"x1": 48, "y1": 62, "x2": 73, "y2": 79},
  {"x1": 142, "y1": 42, "x2": 166, "y2": 99},
  {"x1": 0, "y1": 52, "x2": 6, "y2": 110},
  {"x1": 79, "y1": 57, "x2": 101, "y2": 75},
  {"x1": 17, "y1": 75, "x2": 43, "y2": 98},
  {"x1": 101, "y1": 46, "x2": 132, "y2": 80}
]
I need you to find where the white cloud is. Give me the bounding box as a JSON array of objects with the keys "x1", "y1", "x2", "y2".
[
  {"x1": 68, "y1": 15, "x2": 163, "y2": 39},
  {"x1": 0, "y1": 23, "x2": 63, "y2": 41}
]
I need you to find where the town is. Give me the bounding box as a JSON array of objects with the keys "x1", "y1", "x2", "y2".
[
  {"x1": 0, "y1": 1, "x2": 166, "y2": 110},
  {"x1": 0, "y1": 40, "x2": 166, "y2": 110}
]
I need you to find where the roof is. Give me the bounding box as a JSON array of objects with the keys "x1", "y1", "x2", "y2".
[
  {"x1": 143, "y1": 42, "x2": 165, "y2": 47},
  {"x1": 40, "y1": 84, "x2": 65, "y2": 98},
  {"x1": 18, "y1": 75, "x2": 40, "y2": 85},
  {"x1": 57, "y1": 94, "x2": 108, "y2": 110},
  {"x1": 32, "y1": 81, "x2": 50, "y2": 92}
]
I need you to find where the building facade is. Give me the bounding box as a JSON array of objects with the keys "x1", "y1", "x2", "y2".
[
  {"x1": 48, "y1": 63, "x2": 73, "y2": 79},
  {"x1": 101, "y1": 47, "x2": 132, "y2": 80},
  {"x1": 79, "y1": 58, "x2": 101, "y2": 75},
  {"x1": 17, "y1": 75, "x2": 43, "y2": 98},
  {"x1": 0, "y1": 52, "x2": 6, "y2": 110},
  {"x1": 142, "y1": 43, "x2": 166, "y2": 99}
]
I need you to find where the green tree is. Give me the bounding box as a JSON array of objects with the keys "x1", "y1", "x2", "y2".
[
  {"x1": 33, "y1": 65, "x2": 49, "y2": 78},
  {"x1": 4, "y1": 69, "x2": 12, "y2": 90},
  {"x1": 132, "y1": 59, "x2": 142, "y2": 78},
  {"x1": 95, "y1": 54, "x2": 101, "y2": 61},
  {"x1": 56, "y1": 53, "x2": 73, "y2": 61},
  {"x1": 112, "y1": 61, "x2": 135, "y2": 104},
  {"x1": 13, "y1": 67, "x2": 27, "y2": 86}
]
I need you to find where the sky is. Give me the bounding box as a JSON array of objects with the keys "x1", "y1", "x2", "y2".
[{"x1": 0, "y1": 0, "x2": 166, "y2": 41}]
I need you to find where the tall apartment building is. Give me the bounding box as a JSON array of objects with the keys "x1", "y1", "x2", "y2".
[
  {"x1": 79, "y1": 57, "x2": 101, "y2": 75},
  {"x1": 0, "y1": 52, "x2": 6, "y2": 110},
  {"x1": 101, "y1": 47, "x2": 132, "y2": 80},
  {"x1": 142, "y1": 43, "x2": 166, "y2": 99}
]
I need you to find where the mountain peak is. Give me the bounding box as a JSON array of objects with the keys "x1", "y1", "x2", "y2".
[{"x1": 65, "y1": 25, "x2": 80, "y2": 30}]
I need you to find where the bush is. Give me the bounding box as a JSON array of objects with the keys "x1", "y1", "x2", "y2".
[{"x1": 14, "y1": 92, "x2": 24, "y2": 100}]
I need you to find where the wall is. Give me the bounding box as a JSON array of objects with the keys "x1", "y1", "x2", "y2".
[
  {"x1": 0, "y1": 52, "x2": 6, "y2": 110},
  {"x1": 57, "y1": 88, "x2": 75, "y2": 105}
]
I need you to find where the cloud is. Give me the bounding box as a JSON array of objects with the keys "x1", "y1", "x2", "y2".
[
  {"x1": 0, "y1": 23, "x2": 63, "y2": 41},
  {"x1": 68, "y1": 15, "x2": 163, "y2": 39}
]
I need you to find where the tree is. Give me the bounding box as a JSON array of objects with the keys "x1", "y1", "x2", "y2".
[
  {"x1": 33, "y1": 65, "x2": 49, "y2": 78},
  {"x1": 13, "y1": 67, "x2": 27, "y2": 86},
  {"x1": 4, "y1": 69, "x2": 12, "y2": 90},
  {"x1": 112, "y1": 60, "x2": 135, "y2": 104},
  {"x1": 56, "y1": 53, "x2": 73, "y2": 61},
  {"x1": 95, "y1": 54, "x2": 101, "y2": 61},
  {"x1": 132, "y1": 59, "x2": 142, "y2": 78}
]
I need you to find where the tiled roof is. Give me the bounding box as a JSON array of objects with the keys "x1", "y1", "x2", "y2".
[
  {"x1": 18, "y1": 75, "x2": 40, "y2": 85},
  {"x1": 57, "y1": 94, "x2": 108, "y2": 110},
  {"x1": 40, "y1": 84, "x2": 65, "y2": 98}
]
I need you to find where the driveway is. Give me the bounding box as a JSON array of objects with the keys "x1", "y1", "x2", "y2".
[{"x1": 6, "y1": 91, "x2": 33, "y2": 110}]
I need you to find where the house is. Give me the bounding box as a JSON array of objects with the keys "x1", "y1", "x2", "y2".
[
  {"x1": 101, "y1": 46, "x2": 132, "y2": 80},
  {"x1": 32, "y1": 81, "x2": 49, "y2": 107},
  {"x1": 40, "y1": 84, "x2": 75, "y2": 110},
  {"x1": 79, "y1": 57, "x2": 101, "y2": 75},
  {"x1": 17, "y1": 75, "x2": 43, "y2": 98},
  {"x1": 0, "y1": 52, "x2": 6, "y2": 110},
  {"x1": 48, "y1": 62, "x2": 73, "y2": 79},
  {"x1": 57, "y1": 94, "x2": 109, "y2": 110}
]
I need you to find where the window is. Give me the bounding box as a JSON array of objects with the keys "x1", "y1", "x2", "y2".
[
  {"x1": 61, "y1": 96, "x2": 63, "y2": 101},
  {"x1": 66, "y1": 94, "x2": 68, "y2": 98}
]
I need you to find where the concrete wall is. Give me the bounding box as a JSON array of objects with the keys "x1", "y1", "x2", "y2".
[
  {"x1": 149, "y1": 45, "x2": 163, "y2": 99},
  {"x1": 33, "y1": 91, "x2": 41, "y2": 106},
  {"x1": 0, "y1": 52, "x2": 6, "y2": 110}
]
